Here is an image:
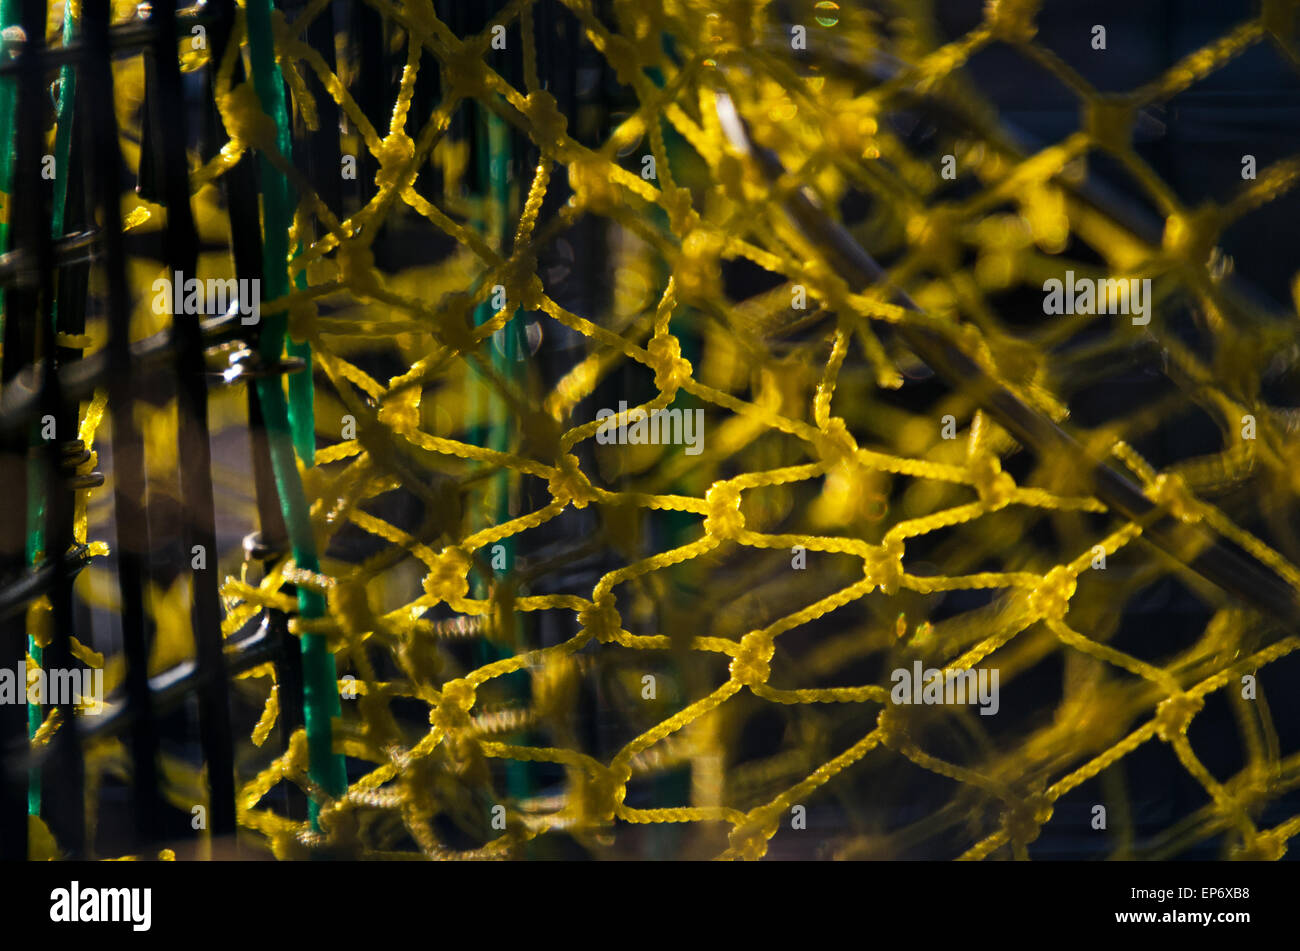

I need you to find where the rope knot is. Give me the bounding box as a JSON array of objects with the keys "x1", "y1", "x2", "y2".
[
  {"x1": 1002, "y1": 792, "x2": 1054, "y2": 846},
  {"x1": 984, "y1": 0, "x2": 1042, "y2": 42},
  {"x1": 522, "y1": 90, "x2": 568, "y2": 149},
  {"x1": 496, "y1": 253, "x2": 543, "y2": 314},
  {"x1": 548, "y1": 454, "x2": 598, "y2": 509},
  {"x1": 863, "y1": 537, "x2": 904, "y2": 595},
  {"x1": 579, "y1": 766, "x2": 620, "y2": 823},
  {"x1": 431, "y1": 678, "x2": 477, "y2": 734},
  {"x1": 730, "y1": 631, "x2": 774, "y2": 687},
  {"x1": 873, "y1": 706, "x2": 904, "y2": 747},
  {"x1": 813, "y1": 417, "x2": 859, "y2": 467},
  {"x1": 443, "y1": 44, "x2": 487, "y2": 101},
  {"x1": 373, "y1": 131, "x2": 415, "y2": 188},
  {"x1": 1162, "y1": 207, "x2": 1220, "y2": 269},
  {"x1": 568, "y1": 154, "x2": 620, "y2": 214},
  {"x1": 1155, "y1": 692, "x2": 1204, "y2": 742},
  {"x1": 646, "y1": 333, "x2": 693, "y2": 398},
  {"x1": 969, "y1": 453, "x2": 1016, "y2": 509},
  {"x1": 423, "y1": 546, "x2": 471, "y2": 605},
  {"x1": 1028, "y1": 565, "x2": 1077, "y2": 621},
  {"x1": 728, "y1": 817, "x2": 778, "y2": 861},
  {"x1": 704, "y1": 483, "x2": 745, "y2": 539},
  {"x1": 377, "y1": 382, "x2": 422, "y2": 433},
  {"x1": 1148, "y1": 472, "x2": 1202, "y2": 523},
  {"x1": 579, "y1": 598, "x2": 622, "y2": 644},
  {"x1": 217, "y1": 82, "x2": 278, "y2": 152},
  {"x1": 1236, "y1": 831, "x2": 1286, "y2": 861}
]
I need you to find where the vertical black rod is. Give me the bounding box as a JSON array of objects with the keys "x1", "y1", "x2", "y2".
[
  {"x1": 248, "y1": 395, "x2": 308, "y2": 823},
  {"x1": 16, "y1": 0, "x2": 88, "y2": 858},
  {"x1": 145, "y1": 0, "x2": 237, "y2": 846},
  {"x1": 354, "y1": 0, "x2": 386, "y2": 235},
  {"x1": 0, "y1": 16, "x2": 31, "y2": 859},
  {"x1": 81, "y1": 0, "x2": 163, "y2": 850},
  {"x1": 295, "y1": 0, "x2": 341, "y2": 220}
]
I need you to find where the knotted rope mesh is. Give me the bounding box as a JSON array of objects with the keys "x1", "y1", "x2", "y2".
[{"x1": 31, "y1": 0, "x2": 1300, "y2": 859}]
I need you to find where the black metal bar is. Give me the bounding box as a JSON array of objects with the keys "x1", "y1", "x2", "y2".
[
  {"x1": 292, "y1": 0, "x2": 341, "y2": 220},
  {"x1": 135, "y1": 38, "x2": 163, "y2": 203},
  {"x1": 0, "y1": 11, "x2": 221, "y2": 77},
  {"x1": 81, "y1": 0, "x2": 164, "y2": 850},
  {"x1": 28, "y1": 0, "x2": 96, "y2": 858},
  {"x1": 0, "y1": 547, "x2": 92, "y2": 622},
  {"x1": 4, "y1": 0, "x2": 60, "y2": 859},
  {"x1": 244, "y1": 414, "x2": 310, "y2": 829},
  {"x1": 146, "y1": 0, "x2": 238, "y2": 846},
  {"x1": 0, "y1": 313, "x2": 28, "y2": 861},
  {"x1": 0, "y1": 19, "x2": 31, "y2": 852},
  {"x1": 0, "y1": 310, "x2": 244, "y2": 443},
  {"x1": 354, "y1": 0, "x2": 386, "y2": 228},
  {"x1": 19, "y1": 624, "x2": 279, "y2": 773},
  {"x1": 0, "y1": 229, "x2": 100, "y2": 288},
  {"x1": 54, "y1": 89, "x2": 93, "y2": 362}
]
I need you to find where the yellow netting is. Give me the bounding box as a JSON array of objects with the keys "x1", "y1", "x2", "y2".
[{"x1": 51, "y1": 0, "x2": 1300, "y2": 859}]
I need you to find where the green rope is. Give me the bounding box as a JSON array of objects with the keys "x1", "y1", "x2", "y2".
[{"x1": 245, "y1": 0, "x2": 346, "y2": 828}]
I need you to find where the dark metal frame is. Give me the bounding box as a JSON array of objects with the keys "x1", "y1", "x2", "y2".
[{"x1": 0, "y1": 0, "x2": 313, "y2": 860}]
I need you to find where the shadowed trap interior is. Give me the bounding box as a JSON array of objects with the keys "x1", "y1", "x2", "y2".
[{"x1": 0, "y1": 0, "x2": 1299, "y2": 862}]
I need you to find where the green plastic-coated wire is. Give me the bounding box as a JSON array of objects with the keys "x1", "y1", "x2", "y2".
[
  {"x1": 244, "y1": 0, "x2": 347, "y2": 828},
  {"x1": 469, "y1": 104, "x2": 530, "y2": 805}
]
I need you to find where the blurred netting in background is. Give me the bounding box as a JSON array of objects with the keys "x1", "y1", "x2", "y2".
[{"x1": 4, "y1": 0, "x2": 1300, "y2": 861}]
